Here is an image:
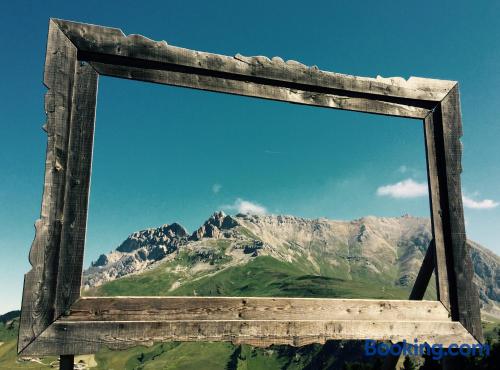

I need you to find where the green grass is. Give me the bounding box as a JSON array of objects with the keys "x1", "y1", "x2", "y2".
[
  {"x1": 236, "y1": 226, "x2": 261, "y2": 241},
  {"x1": 92, "y1": 342, "x2": 234, "y2": 370},
  {"x1": 93, "y1": 255, "x2": 412, "y2": 299},
  {"x1": 482, "y1": 317, "x2": 500, "y2": 344},
  {"x1": 0, "y1": 252, "x2": 483, "y2": 369},
  {"x1": 0, "y1": 319, "x2": 57, "y2": 369}
]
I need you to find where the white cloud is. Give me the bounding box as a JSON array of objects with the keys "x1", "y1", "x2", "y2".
[
  {"x1": 222, "y1": 198, "x2": 268, "y2": 215},
  {"x1": 462, "y1": 195, "x2": 499, "y2": 210},
  {"x1": 212, "y1": 183, "x2": 222, "y2": 194},
  {"x1": 398, "y1": 165, "x2": 408, "y2": 174},
  {"x1": 397, "y1": 165, "x2": 421, "y2": 177},
  {"x1": 376, "y1": 179, "x2": 428, "y2": 199}
]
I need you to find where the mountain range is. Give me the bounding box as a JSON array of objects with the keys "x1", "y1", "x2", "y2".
[
  {"x1": 2, "y1": 212, "x2": 498, "y2": 369},
  {"x1": 83, "y1": 212, "x2": 500, "y2": 320}
]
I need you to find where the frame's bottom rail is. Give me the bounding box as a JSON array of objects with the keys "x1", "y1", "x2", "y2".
[{"x1": 24, "y1": 318, "x2": 476, "y2": 356}]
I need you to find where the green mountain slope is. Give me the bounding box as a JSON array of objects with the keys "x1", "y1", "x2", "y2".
[{"x1": 91, "y1": 255, "x2": 423, "y2": 300}]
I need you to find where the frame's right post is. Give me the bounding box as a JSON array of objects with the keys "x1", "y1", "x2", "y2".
[{"x1": 424, "y1": 84, "x2": 483, "y2": 342}]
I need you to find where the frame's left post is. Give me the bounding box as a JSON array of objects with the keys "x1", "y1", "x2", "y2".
[{"x1": 60, "y1": 355, "x2": 74, "y2": 370}]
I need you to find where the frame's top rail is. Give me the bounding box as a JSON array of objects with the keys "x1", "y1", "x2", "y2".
[{"x1": 52, "y1": 18, "x2": 456, "y2": 103}]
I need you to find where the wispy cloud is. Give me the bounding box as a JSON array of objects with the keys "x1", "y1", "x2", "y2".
[
  {"x1": 462, "y1": 195, "x2": 499, "y2": 210},
  {"x1": 212, "y1": 183, "x2": 222, "y2": 194},
  {"x1": 222, "y1": 198, "x2": 268, "y2": 215},
  {"x1": 397, "y1": 165, "x2": 422, "y2": 178},
  {"x1": 264, "y1": 149, "x2": 281, "y2": 155},
  {"x1": 376, "y1": 179, "x2": 428, "y2": 199},
  {"x1": 398, "y1": 165, "x2": 409, "y2": 174}
]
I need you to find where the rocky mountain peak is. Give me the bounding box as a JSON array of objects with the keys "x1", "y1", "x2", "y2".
[
  {"x1": 86, "y1": 212, "x2": 241, "y2": 285},
  {"x1": 115, "y1": 222, "x2": 189, "y2": 254},
  {"x1": 190, "y1": 211, "x2": 239, "y2": 240}
]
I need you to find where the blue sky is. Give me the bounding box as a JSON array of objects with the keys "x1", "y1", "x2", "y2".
[{"x1": 0, "y1": 0, "x2": 499, "y2": 313}]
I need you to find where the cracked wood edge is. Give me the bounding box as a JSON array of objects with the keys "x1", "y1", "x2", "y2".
[
  {"x1": 52, "y1": 18, "x2": 455, "y2": 103},
  {"x1": 18, "y1": 22, "x2": 99, "y2": 356},
  {"x1": 18, "y1": 19, "x2": 78, "y2": 354}
]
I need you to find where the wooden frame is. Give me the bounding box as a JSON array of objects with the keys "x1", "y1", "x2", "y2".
[{"x1": 19, "y1": 18, "x2": 483, "y2": 363}]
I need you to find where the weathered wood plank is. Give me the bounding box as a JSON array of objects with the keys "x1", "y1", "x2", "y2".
[
  {"x1": 18, "y1": 19, "x2": 78, "y2": 354},
  {"x1": 23, "y1": 319, "x2": 477, "y2": 356},
  {"x1": 437, "y1": 87, "x2": 483, "y2": 342},
  {"x1": 88, "y1": 61, "x2": 430, "y2": 118},
  {"x1": 54, "y1": 62, "x2": 98, "y2": 318},
  {"x1": 424, "y1": 112, "x2": 451, "y2": 311},
  {"x1": 62, "y1": 297, "x2": 451, "y2": 322},
  {"x1": 409, "y1": 240, "x2": 436, "y2": 300},
  {"x1": 52, "y1": 18, "x2": 455, "y2": 103}
]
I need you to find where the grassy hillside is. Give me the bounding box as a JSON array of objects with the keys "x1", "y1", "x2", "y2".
[
  {"x1": 89, "y1": 255, "x2": 433, "y2": 300},
  {"x1": 0, "y1": 318, "x2": 57, "y2": 369}
]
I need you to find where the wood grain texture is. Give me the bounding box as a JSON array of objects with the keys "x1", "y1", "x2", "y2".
[
  {"x1": 18, "y1": 19, "x2": 78, "y2": 354},
  {"x1": 23, "y1": 319, "x2": 477, "y2": 356},
  {"x1": 424, "y1": 111, "x2": 452, "y2": 313},
  {"x1": 88, "y1": 61, "x2": 429, "y2": 118},
  {"x1": 437, "y1": 87, "x2": 483, "y2": 342},
  {"x1": 52, "y1": 18, "x2": 455, "y2": 104},
  {"x1": 62, "y1": 297, "x2": 451, "y2": 322},
  {"x1": 53, "y1": 62, "x2": 98, "y2": 319}
]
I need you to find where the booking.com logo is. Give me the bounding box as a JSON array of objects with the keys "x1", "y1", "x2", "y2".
[{"x1": 364, "y1": 339, "x2": 490, "y2": 360}]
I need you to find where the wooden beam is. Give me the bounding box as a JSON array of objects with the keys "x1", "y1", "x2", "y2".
[
  {"x1": 54, "y1": 62, "x2": 98, "y2": 319},
  {"x1": 435, "y1": 87, "x2": 483, "y2": 342},
  {"x1": 61, "y1": 297, "x2": 450, "y2": 322},
  {"x1": 88, "y1": 61, "x2": 430, "y2": 118},
  {"x1": 51, "y1": 19, "x2": 455, "y2": 103},
  {"x1": 424, "y1": 113, "x2": 451, "y2": 311},
  {"x1": 24, "y1": 318, "x2": 476, "y2": 356},
  {"x1": 409, "y1": 240, "x2": 436, "y2": 300},
  {"x1": 18, "y1": 19, "x2": 78, "y2": 354}
]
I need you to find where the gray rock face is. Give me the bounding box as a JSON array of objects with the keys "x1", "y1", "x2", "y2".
[
  {"x1": 116, "y1": 223, "x2": 188, "y2": 253},
  {"x1": 243, "y1": 240, "x2": 264, "y2": 256},
  {"x1": 468, "y1": 240, "x2": 500, "y2": 316},
  {"x1": 190, "y1": 211, "x2": 239, "y2": 240},
  {"x1": 91, "y1": 254, "x2": 109, "y2": 267},
  {"x1": 84, "y1": 212, "x2": 238, "y2": 288},
  {"x1": 83, "y1": 212, "x2": 500, "y2": 319}
]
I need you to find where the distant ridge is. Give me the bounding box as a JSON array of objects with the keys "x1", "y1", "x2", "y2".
[{"x1": 84, "y1": 212, "x2": 500, "y2": 319}]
